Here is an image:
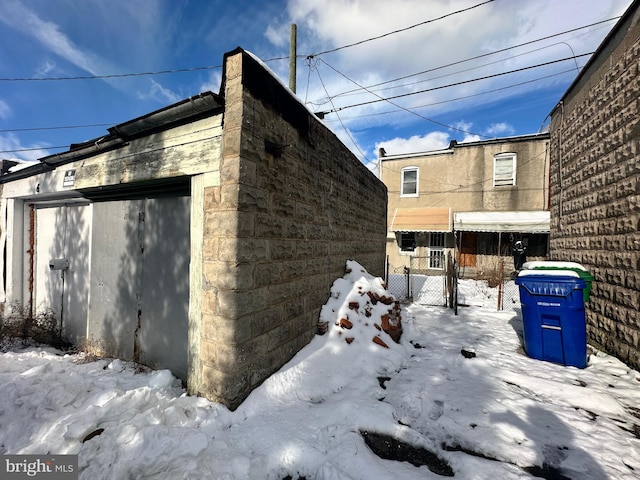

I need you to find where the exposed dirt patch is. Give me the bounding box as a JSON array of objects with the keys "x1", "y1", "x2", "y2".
[{"x1": 361, "y1": 430, "x2": 454, "y2": 476}]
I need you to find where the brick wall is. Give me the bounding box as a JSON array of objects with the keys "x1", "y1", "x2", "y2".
[
  {"x1": 193, "y1": 49, "x2": 387, "y2": 409},
  {"x1": 548, "y1": 10, "x2": 640, "y2": 369}
]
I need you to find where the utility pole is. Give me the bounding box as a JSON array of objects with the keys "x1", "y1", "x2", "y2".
[{"x1": 289, "y1": 23, "x2": 297, "y2": 93}]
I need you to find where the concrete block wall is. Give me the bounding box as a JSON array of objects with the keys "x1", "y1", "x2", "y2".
[
  {"x1": 548, "y1": 15, "x2": 640, "y2": 369},
  {"x1": 193, "y1": 49, "x2": 387, "y2": 409}
]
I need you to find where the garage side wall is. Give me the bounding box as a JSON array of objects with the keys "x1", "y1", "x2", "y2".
[
  {"x1": 193, "y1": 49, "x2": 388, "y2": 409},
  {"x1": 548, "y1": 11, "x2": 640, "y2": 369}
]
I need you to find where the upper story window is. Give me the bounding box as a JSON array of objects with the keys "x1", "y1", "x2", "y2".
[
  {"x1": 401, "y1": 167, "x2": 419, "y2": 197},
  {"x1": 493, "y1": 153, "x2": 516, "y2": 187}
]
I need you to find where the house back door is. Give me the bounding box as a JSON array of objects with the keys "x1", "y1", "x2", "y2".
[
  {"x1": 458, "y1": 232, "x2": 477, "y2": 267},
  {"x1": 33, "y1": 203, "x2": 91, "y2": 345}
]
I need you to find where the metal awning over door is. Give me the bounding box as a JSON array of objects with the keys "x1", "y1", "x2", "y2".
[{"x1": 454, "y1": 211, "x2": 550, "y2": 233}]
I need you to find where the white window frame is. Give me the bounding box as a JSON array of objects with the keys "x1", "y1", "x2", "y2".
[
  {"x1": 493, "y1": 153, "x2": 516, "y2": 187},
  {"x1": 429, "y1": 232, "x2": 445, "y2": 269},
  {"x1": 398, "y1": 232, "x2": 417, "y2": 254},
  {"x1": 401, "y1": 166, "x2": 419, "y2": 197}
]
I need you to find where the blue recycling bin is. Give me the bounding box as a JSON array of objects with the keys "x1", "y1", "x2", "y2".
[{"x1": 515, "y1": 272, "x2": 588, "y2": 368}]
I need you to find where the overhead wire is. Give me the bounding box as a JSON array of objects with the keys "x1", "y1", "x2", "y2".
[
  {"x1": 0, "y1": 123, "x2": 114, "y2": 133},
  {"x1": 0, "y1": 10, "x2": 618, "y2": 85},
  {"x1": 306, "y1": 0, "x2": 495, "y2": 57},
  {"x1": 316, "y1": 58, "x2": 489, "y2": 138},
  {"x1": 321, "y1": 68, "x2": 577, "y2": 123},
  {"x1": 0, "y1": 5, "x2": 621, "y2": 157},
  {"x1": 306, "y1": 17, "x2": 616, "y2": 105},
  {"x1": 314, "y1": 52, "x2": 593, "y2": 116},
  {"x1": 309, "y1": 56, "x2": 370, "y2": 164}
]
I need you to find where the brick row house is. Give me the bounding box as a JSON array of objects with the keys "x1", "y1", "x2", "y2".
[
  {"x1": 379, "y1": 133, "x2": 551, "y2": 278},
  {"x1": 548, "y1": 0, "x2": 640, "y2": 370}
]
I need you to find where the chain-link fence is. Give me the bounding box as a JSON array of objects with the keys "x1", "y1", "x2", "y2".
[
  {"x1": 386, "y1": 256, "x2": 520, "y2": 313},
  {"x1": 386, "y1": 265, "x2": 410, "y2": 301},
  {"x1": 477, "y1": 259, "x2": 521, "y2": 312},
  {"x1": 409, "y1": 255, "x2": 448, "y2": 307},
  {"x1": 499, "y1": 277, "x2": 520, "y2": 312},
  {"x1": 386, "y1": 255, "x2": 451, "y2": 307}
]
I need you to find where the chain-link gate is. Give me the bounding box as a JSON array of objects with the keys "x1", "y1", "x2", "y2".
[
  {"x1": 409, "y1": 255, "x2": 448, "y2": 306},
  {"x1": 485, "y1": 259, "x2": 521, "y2": 312},
  {"x1": 386, "y1": 255, "x2": 456, "y2": 308},
  {"x1": 386, "y1": 264, "x2": 410, "y2": 302},
  {"x1": 386, "y1": 257, "x2": 522, "y2": 312},
  {"x1": 497, "y1": 260, "x2": 521, "y2": 312}
]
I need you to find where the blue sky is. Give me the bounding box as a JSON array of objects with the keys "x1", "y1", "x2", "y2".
[{"x1": 0, "y1": 0, "x2": 634, "y2": 171}]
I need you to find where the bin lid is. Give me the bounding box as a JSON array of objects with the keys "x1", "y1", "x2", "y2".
[
  {"x1": 522, "y1": 261, "x2": 587, "y2": 271},
  {"x1": 517, "y1": 269, "x2": 580, "y2": 278},
  {"x1": 515, "y1": 273, "x2": 587, "y2": 296}
]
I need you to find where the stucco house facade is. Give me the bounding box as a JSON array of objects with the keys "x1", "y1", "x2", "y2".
[
  {"x1": 548, "y1": 0, "x2": 640, "y2": 370},
  {"x1": 0, "y1": 48, "x2": 388, "y2": 409},
  {"x1": 378, "y1": 133, "x2": 551, "y2": 277}
]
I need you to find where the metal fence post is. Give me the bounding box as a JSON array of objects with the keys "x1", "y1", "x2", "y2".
[
  {"x1": 497, "y1": 259, "x2": 504, "y2": 311},
  {"x1": 385, "y1": 255, "x2": 389, "y2": 286},
  {"x1": 407, "y1": 257, "x2": 412, "y2": 301}
]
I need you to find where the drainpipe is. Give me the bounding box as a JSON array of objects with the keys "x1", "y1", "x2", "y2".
[{"x1": 28, "y1": 205, "x2": 35, "y2": 319}]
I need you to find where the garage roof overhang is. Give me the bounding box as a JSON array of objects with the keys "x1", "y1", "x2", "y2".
[
  {"x1": 0, "y1": 91, "x2": 224, "y2": 185},
  {"x1": 454, "y1": 211, "x2": 550, "y2": 233},
  {"x1": 390, "y1": 207, "x2": 452, "y2": 232}
]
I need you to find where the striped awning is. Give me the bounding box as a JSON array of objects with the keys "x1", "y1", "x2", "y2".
[{"x1": 390, "y1": 207, "x2": 452, "y2": 232}]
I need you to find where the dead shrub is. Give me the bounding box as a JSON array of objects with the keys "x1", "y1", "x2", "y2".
[
  {"x1": 475, "y1": 270, "x2": 502, "y2": 288},
  {"x1": 0, "y1": 302, "x2": 72, "y2": 350}
]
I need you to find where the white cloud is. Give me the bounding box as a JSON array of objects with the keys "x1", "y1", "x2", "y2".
[
  {"x1": 35, "y1": 60, "x2": 57, "y2": 77},
  {"x1": 0, "y1": 1, "x2": 133, "y2": 91},
  {"x1": 0, "y1": 100, "x2": 11, "y2": 120},
  {"x1": 137, "y1": 79, "x2": 181, "y2": 105},
  {"x1": 460, "y1": 133, "x2": 482, "y2": 143},
  {"x1": 264, "y1": 24, "x2": 288, "y2": 48},
  {"x1": 273, "y1": 0, "x2": 632, "y2": 139},
  {"x1": 486, "y1": 122, "x2": 515, "y2": 136},
  {"x1": 199, "y1": 71, "x2": 222, "y2": 94},
  {"x1": 0, "y1": 2, "x2": 103, "y2": 75},
  {"x1": 375, "y1": 131, "x2": 450, "y2": 156},
  {"x1": 0, "y1": 133, "x2": 51, "y2": 162}
]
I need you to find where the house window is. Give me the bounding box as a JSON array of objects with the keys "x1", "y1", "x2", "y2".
[
  {"x1": 429, "y1": 232, "x2": 445, "y2": 269},
  {"x1": 399, "y1": 232, "x2": 417, "y2": 253},
  {"x1": 401, "y1": 167, "x2": 419, "y2": 196},
  {"x1": 494, "y1": 153, "x2": 516, "y2": 186}
]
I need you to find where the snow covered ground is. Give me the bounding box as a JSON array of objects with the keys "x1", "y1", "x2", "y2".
[{"x1": 1, "y1": 262, "x2": 639, "y2": 479}]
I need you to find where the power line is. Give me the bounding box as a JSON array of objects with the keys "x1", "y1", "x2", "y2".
[
  {"x1": 307, "y1": 17, "x2": 617, "y2": 105},
  {"x1": 0, "y1": 145, "x2": 67, "y2": 154},
  {"x1": 0, "y1": 123, "x2": 114, "y2": 133},
  {"x1": 309, "y1": 57, "x2": 370, "y2": 163},
  {"x1": 316, "y1": 52, "x2": 593, "y2": 116},
  {"x1": 0, "y1": 13, "x2": 617, "y2": 84},
  {"x1": 0, "y1": 65, "x2": 223, "y2": 82},
  {"x1": 317, "y1": 58, "x2": 489, "y2": 138},
  {"x1": 307, "y1": 0, "x2": 495, "y2": 57},
  {"x1": 321, "y1": 68, "x2": 576, "y2": 123}
]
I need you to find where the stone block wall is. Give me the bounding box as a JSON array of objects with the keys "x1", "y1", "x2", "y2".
[
  {"x1": 193, "y1": 49, "x2": 387, "y2": 409},
  {"x1": 548, "y1": 10, "x2": 640, "y2": 369}
]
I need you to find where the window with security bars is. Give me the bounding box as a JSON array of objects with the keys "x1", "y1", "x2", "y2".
[
  {"x1": 429, "y1": 232, "x2": 445, "y2": 269},
  {"x1": 493, "y1": 153, "x2": 516, "y2": 186},
  {"x1": 401, "y1": 167, "x2": 418, "y2": 196}
]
